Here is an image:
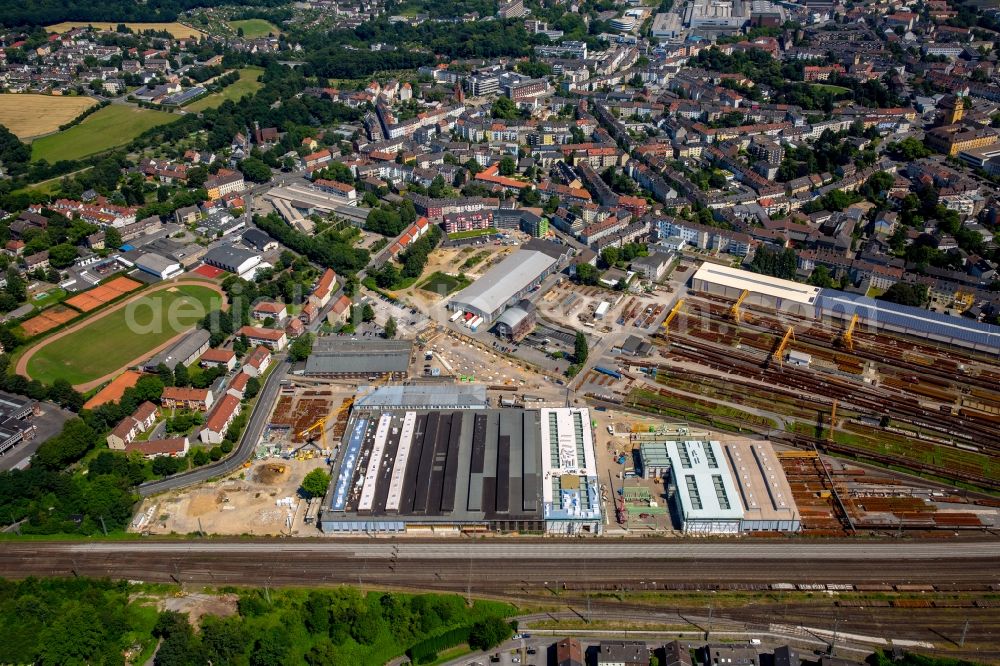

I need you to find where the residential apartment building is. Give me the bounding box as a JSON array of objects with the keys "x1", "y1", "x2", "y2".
[{"x1": 107, "y1": 401, "x2": 158, "y2": 450}]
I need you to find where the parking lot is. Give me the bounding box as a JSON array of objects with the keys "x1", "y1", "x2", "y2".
[{"x1": 360, "y1": 289, "x2": 430, "y2": 338}]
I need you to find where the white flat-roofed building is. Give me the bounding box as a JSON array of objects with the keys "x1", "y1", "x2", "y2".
[
  {"x1": 449, "y1": 245, "x2": 562, "y2": 323},
  {"x1": 719, "y1": 440, "x2": 800, "y2": 532},
  {"x1": 665, "y1": 439, "x2": 744, "y2": 534},
  {"x1": 539, "y1": 407, "x2": 602, "y2": 535},
  {"x1": 651, "y1": 12, "x2": 682, "y2": 39},
  {"x1": 691, "y1": 262, "x2": 821, "y2": 320}
]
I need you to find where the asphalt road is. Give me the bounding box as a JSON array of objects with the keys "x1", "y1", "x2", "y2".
[
  {"x1": 137, "y1": 357, "x2": 288, "y2": 497},
  {"x1": 2, "y1": 539, "x2": 997, "y2": 590}
]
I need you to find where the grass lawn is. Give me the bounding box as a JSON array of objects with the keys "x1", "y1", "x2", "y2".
[
  {"x1": 26, "y1": 284, "x2": 220, "y2": 385},
  {"x1": 229, "y1": 18, "x2": 280, "y2": 38},
  {"x1": 186, "y1": 67, "x2": 264, "y2": 112},
  {"x1": 420, "y1": 271, "x2": 471, "y2": 295},
  {"x1": 447, "y1": 227, "x2": 499, "y2": 240},
  {"x1": 16, "y1": 168, "x2": 91, "y2": 196},
  {"x1": 30, "y1": 288, "x2": 67, "y2": 310},
  {"x1": 31, "y1": 105, "x2": 176, "y2": 163},
  {"x1": 809, "y1": 83, "x2": 851, "y2": 94},
  {"x1": 45, "y1": 21, "x2": 204, "y2": 38},
  {"x1": 0, "y1": 94, "x2": 96, "y2": 140}
]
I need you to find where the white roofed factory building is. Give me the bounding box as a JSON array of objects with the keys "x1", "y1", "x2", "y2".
[
  {"x1": 643, "y1": 438, "x2": 800, "y2": 534},
  {"x1": 448, "y1": 239, "x2": 569, "y2": 324}
]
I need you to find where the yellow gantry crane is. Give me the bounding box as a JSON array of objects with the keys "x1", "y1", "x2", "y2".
[
  {"x1": 298, "y1": 417, "x2": 329, "y2": 450},
  {"x1": 829, "y1": 399, "x2": 838, "y2": 441},
  {"x1": 773, "y1": 326, "x2": 795, "y2": 364},
  {"x1": 842, "y1": 314, "x2": 859, "y2": 351},
  {"x1": 729, "y1": 289, "x2": 749, "y2": 323},
  {"x1": 660, "y1": 298, "x2": 685, "y2": 335}
]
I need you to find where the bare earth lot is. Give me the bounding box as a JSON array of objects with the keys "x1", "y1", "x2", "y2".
[
  {"x1": 134, "y1": 457, "x2": 328, "y2": 536},
  {"x1": 0, "y1": 94, "x2": 96, "y2": 139}
]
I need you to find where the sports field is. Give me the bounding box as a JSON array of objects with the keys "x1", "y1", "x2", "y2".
[
  {"x1": 0, "y1": 94, "x2": 96, "y2": 140},
  {"x1": 30, "y1": 105, "x2": 176, "y2": 163},
  {"x1": 186, "y1": 68, "x2": 264, "y2": 112},
  {"x1": 45, "y1": 21, "x2": 204, "y2": 38},
  {"x1": 24, "y1": 283, "x2": 222, "y2": 386},
  {"x1": 230, "y1": 19, "x2": 281, "y2": 38}
]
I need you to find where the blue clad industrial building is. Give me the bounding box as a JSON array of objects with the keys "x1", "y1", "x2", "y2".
[{"x1": 691, "y1": 263, "x2": 1000, "y2": 356}]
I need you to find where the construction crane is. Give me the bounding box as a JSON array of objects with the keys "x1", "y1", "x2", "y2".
[
  {"x1": 729, "y1": 289, "x2": 749, "y2": 323},
  {"x1": 829, "y1": 399, "x2": 838, "y2": 441},
  {"x1": 298, "y1": 417, "x2": 328, "y2": 451},
  {"x1": 842, "y1": 314, "x2": 859, "y2": 351},
  {"x1": 660, "y1": 298, "x2": 684, "y2": 335},
  {"x1": 773, "y1": 326, "x2": 795, "y2": 364}
]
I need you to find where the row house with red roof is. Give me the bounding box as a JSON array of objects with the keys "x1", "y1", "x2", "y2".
[
  {"x1": 238, "y1": 326, "x2": 287, "y2": 351},
  {"x1": 107, "y1": 401, "x2": 158, "y2": 450}
]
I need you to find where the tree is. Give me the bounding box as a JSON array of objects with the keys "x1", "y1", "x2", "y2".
[
  {"x1": 491, "y1": 96, "x2": 519, "y2": 120},
  {"x1": 362, "y1": 303, "x2": 375, "y2": 322},
  {"x1": 374, "y1": 263, "x2": 400, "y2": 289},
  {"x1": 600, "y1": 246, "x2": 620, "y2": 268},
  {"x1": 250, "y1": 627, "x2": 290, "y2": 666},
  {"x1": 498, "y1": 156, "x2": 517, "y2": 177},
  {"x1": 245, "y1": 376, "x2": 261, "y2": 399},
  {"x1": 289, "y1": 333, "x2": 314, "y2": 362},
  {"x1": 468, "y1": 617, "x2": 513, "y2": 651},
  {"x1": 156, "y1": 363, "x2": 175, "y2": 387},
  {"x1": 384, "y1": 316, "x2": 397, "y2": 339},
  {"x1": 240, "y1": 157, "x2": 272, "y2": 183},
  {"x1": 103, "y1": 226, "x2": 122, "y2": 250},
  {"x1": 879, "y1": 283, "x2": 928, "y2": 307},
  {"x1": 301, "y1": 468, "x2": 331, "y2": 498},
  {"x1": 173, "y1": 363, "x2": 190, "y2": 388},
  {"x1": 48, "y1": 243, "x2": 78, "y2": 268},
  {"x1": 807, "y1": 265, "x2": 835, "y2": 288},
  {"x1": 574, "y1": 331, "x2": 589, "y2": 364},
  {"x1": 575, "y1": 263, "x2": 600, "y2": 286}
]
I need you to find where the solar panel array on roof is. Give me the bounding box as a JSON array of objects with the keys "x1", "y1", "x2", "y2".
[
  {"x1": 818, "y1": 289, "x2": 1000, "y2": 353},
  {"x1": 320, "y1": 407, "x2": 603, "y2": 534}
]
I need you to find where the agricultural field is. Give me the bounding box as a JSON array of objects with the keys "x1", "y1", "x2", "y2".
[
  {"x1": 0, "y1": 94, "x2": 96, "y2": 140},
  {"x1": 24, "y1": 283, "x2": 221, "y2": 386},
  {"x1": 229, "y1": 18, "x2": 281, "y2": 37},
  {"x1": 186, "y1": 67, "x2": 264, "y2": 111},
  {"x1": 419, "y1": 271, "x2": 470, "y2": 295},
  {"x1": 30, "y1": 105, "x2": 176, "y2": 163},
  {"x1": 45, "y1": 21, "x2": 204, "y2": 38}
]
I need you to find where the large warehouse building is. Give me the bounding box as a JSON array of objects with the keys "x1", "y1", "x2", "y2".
[
  {"x1": 319, "y1": 386, "x2": 601, "y2": 535},
  {"x1": 640, "y1": 438, "x2": 800, "y2": 534},
  {"x1": 691, "y1": 263, "x2": 1000, "y2": 355},
  {"x1": 449, "y1": 240, "x2": 569, "y2": 323},
  {"x1": 303, "y1": 339, "x2": 414, "y2": 379}
]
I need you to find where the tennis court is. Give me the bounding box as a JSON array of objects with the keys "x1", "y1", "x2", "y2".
[
  {"x1": 66, "y1": 276, "x2": 142, "y2": 312},
  {"x1": 21, "y1": 305, "x2": 78, "y2": 336}
]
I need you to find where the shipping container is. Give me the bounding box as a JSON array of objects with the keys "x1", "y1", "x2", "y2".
[{"x1": 594, "y1": 366, "x2": 623, "y2": 380}]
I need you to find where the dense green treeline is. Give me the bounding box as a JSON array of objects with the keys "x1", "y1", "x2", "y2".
[
  {"x1": 254, "y1": 212, "x2": 370, "y2": 274},
  {"x1": 0, "y1": 579, "x2": 516, "y2": 666},
  {"x1": 0, "y1": 0, "x2": 289, "y2": 27}
]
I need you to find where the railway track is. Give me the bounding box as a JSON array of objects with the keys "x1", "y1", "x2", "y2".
[
  {"x1": 4, "y1": 539, "x2": 998, "y2": 658},
  {"x1": 657, "y1": 296, "x2": 1000, "y2": 461}
]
